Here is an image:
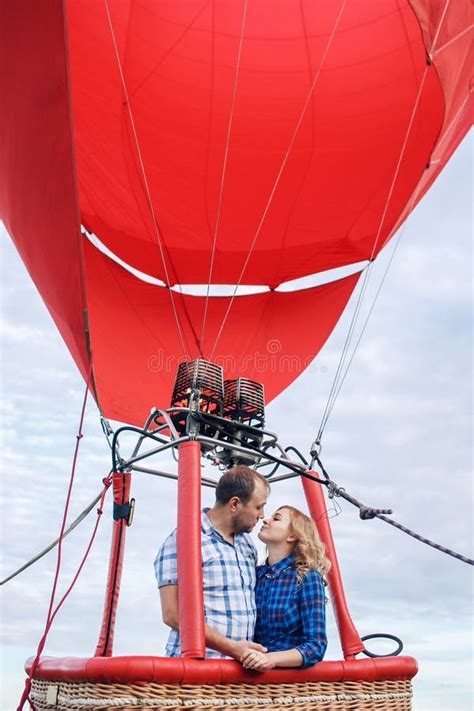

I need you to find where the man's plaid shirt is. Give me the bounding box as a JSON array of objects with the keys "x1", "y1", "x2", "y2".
[
  {"x1": 254, "y1": 554, "x2": 327, "y2": 668},
  {"x1": 154, "y1": 509, "x2": 257, "y2": 658}
]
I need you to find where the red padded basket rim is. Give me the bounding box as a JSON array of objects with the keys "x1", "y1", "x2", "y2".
[{"x1": 26, "y1": 655, "x2": 418, "y2": 685}]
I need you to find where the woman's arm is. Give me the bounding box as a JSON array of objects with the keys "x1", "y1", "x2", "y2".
[
  {"x1": 294, "y1": 570, "x2": 327, "y2": 667},
  {"x1": 241, "y1": 648, "x2": 303, "y2": 670},
  {"x1": 242, "y1": 571, "x2": 327, "y2": 671}
]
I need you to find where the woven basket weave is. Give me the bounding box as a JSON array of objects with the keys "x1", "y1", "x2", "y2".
[{"x1": 30, "y1": 678, "x2": 412, "y2": 710}]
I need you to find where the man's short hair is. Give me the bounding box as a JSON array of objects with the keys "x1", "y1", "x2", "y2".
[{"x1": 215, "y1": 465, "x2": 270, "y2": 505}]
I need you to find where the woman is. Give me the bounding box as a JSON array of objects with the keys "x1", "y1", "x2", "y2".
[{"x1": 241, "y1": 506, "x2": 330, "y2": 671}]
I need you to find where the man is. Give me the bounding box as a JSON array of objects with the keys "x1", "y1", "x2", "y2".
[{"x1": 154, "y1": 465, "x2": 270, "y2": 660}]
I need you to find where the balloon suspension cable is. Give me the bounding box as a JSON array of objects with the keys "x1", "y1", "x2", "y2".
[
  {"x1": 307, "y1": 450, "x2": 474, "y2": 567},
  {"x1": 315, "y1": 1, "x2": 450, "y2": 443},
  {"x1": 16, "y1": 366, "x2": 108, "y2": 710},
  {"x1": 207, "y1": 0, "x2": 348, "y2": 363},
  {"x1": 0, "y1": 487, "x2": 106, "y2": 587},
  {"x1": 7, "y1": 405, "x2": 471, "y2": 603},
  {"x1": 316, "y1": 179, "x2": 423, "y2": 441},
  {"x1": 104, "y1": 406, "x2": 472, "y2": 569},
  {"x1": 103, "y1": 0, "x2": 190, "y2": 361},
  {"x1": 16, "y1": 474, "x2": 112, "y2": 711},
  {"x1": 200, "y1": 0, "x2": 249, "y2": 355},
  {"x1": 115, "y1": 412, "x2": 472, "y2": 567},
  {"x1": 100, "y1": 415, "x2": 115, "y2": 450},
  {"x1": 110, "y1": 424, "x2": 178, "y2": 472}
]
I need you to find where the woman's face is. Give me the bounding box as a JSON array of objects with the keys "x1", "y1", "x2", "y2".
[{"x1": 258, "y1": 507, "x2": 295, "y2": 545}]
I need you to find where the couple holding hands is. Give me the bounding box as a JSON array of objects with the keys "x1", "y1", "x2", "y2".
[{"x1": 154, "y1": 466, "x2": 330, "y2": 671}]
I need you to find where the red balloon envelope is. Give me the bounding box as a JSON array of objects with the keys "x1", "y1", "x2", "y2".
[{"x1": 0, "y1": 0, "x2": 471, "y2": 424}]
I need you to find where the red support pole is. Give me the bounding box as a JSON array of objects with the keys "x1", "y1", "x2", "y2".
[
  {"x1": 302, "y1": 474, "x2": 365, "y2": 659},
  {"x1": 177, "y1": 440, "x2": 205, "y2": 659},
  {"x1": 95, "y1": 472, "x2": 131, "y2": 657}
]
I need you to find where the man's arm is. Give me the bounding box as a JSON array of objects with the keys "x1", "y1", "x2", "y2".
[
  {"x1": 159, "y1": 584, "x2": 180, "y2": 629},
  {"x1": 159, "y1": 585, "x2": 266, "y2": 660}
]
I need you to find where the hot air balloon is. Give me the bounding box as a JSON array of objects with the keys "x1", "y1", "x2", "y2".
[{"x1": 0, "y1": 0, "x2": 471, "y2": 709}]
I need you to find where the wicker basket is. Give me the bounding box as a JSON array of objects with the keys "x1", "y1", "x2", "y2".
[{"x1": 30, "y1": 678, "x2": 412, "y2": 710}]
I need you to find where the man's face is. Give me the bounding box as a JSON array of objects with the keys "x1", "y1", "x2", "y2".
[{"x1": 232, "y1": 479, "x2": 269, "y2": 534}]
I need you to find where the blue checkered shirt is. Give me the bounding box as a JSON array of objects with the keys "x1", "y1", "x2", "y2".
[
  {"x1": 154, "y1": 509, "x2": 257, "y2": 658},
  {"x1": 254, "y1": 554, "x2": 327, "y2": 668}
]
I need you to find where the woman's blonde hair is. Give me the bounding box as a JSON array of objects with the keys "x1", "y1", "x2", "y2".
[{"x1": 279, "y1": 506, "x2": 331, "y2": 584}]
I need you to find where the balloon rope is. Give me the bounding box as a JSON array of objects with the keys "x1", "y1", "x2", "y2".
[
  {"x1": 316, "y1": 184, "x2": 423, "y2": 440},
  {"x1": 315, "y1": 0, "x2": 451, "y2": 442},
  {"x1": 429, "y1": 0, "x2": 452, "y2": 54},
  {"x1": 318, "y1": 182, "x2": 425, "y2": 434},
  {"x1": 207, "y1": 0, "x2": 349, "y2": 364},
  {"x1": 427, "y1": 92, "x2": 470, "y2": 161},
  {"x1": 374, "y1": 514, "x2": 473, "y2": 566},
  {"x1": 17, "y1": 475, "x2": 113, "y2": 711},
  {"x1": 307, "y1": 456, "x2": 474, "y2": 566},
  {"x1": 317, "y1": 66, "x2": 431, "y2": 440},
  {"x1": 0, "y1": 490, "x2": 103, "y2": 587},
  {"x1": 16, "y1": 368, "x2": 93, "y2": 710},
  {"x1": 103, "y1": 0, "x2": 191, "y2": 361},
  {"x1": 433, "y1": 23, "x2": 471, "y2": 57},
  {"x1": 200, "y1": 0, "x2": 249, "y2": 357}
]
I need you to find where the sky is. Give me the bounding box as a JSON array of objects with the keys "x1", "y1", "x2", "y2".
[{"x1": 0, "y1": 132, "x2": 472, "y2": 711}]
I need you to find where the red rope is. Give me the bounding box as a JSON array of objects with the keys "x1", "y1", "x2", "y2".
[
  {"x1": 18, "y1": 475, "x2": 112, "y2": 710},
  {"x1": 17, "y1": 368, "x2": 108, "y2": 711}
]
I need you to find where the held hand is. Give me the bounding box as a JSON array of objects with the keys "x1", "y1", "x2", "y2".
[
  {"x1": 241, "y1": 650, "x2": 276, "y2": 672},
  {"x1": 230, "y1": 639, "x2": 267, "y2": 660},
  {"x1": 247, "y1": 640, "x2": 268, "y2": 653}
]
